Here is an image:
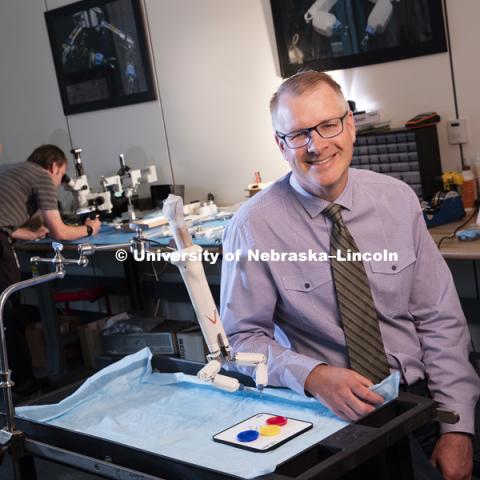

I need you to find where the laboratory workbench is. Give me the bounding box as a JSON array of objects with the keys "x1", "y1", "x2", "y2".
[
  {"x1": 14, "y1": 220, "x2": 226, "y2": 376},
  {"x1": 428, "y1": 217, "x2": 480, "y2": 260},
  {"x1": 13, "y1": 214, "x2": 480, "y2": 376}
]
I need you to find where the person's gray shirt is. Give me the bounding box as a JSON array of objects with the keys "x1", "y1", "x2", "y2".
[
  {"x1": 221, "y1": 168, "x2": 480, "y2": 434},
  {"x1": 0, "y1": 161, "x2": 57, "y2": 233}
]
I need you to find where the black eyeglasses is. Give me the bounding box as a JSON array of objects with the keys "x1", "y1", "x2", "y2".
[{"x1": 276, "y1": 110, "x2": 349, "y2": 149}]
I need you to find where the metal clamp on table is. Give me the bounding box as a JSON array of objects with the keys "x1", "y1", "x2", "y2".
[{"x1": 0, "y1": 242, "x2": 89, "y2": 478}]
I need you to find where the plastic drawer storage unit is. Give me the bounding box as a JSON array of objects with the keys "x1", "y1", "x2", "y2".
[{"x1": 352, "y1": 125, "x2": 442, "y2": 200}]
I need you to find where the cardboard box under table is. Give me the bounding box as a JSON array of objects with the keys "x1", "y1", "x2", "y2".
[
  {"x1": 78, "y1": 318, "x2": 106, "y2": 369},
  {"x1": 5, "y1": 354, "x2": 436, "y2": 480},
  {"x1": 25, "y1": 315, "x2": 82, "y2": 368}
]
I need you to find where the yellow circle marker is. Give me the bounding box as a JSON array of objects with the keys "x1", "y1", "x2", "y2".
[{"x1": 259, "y1": 424, "x2": 281, "y2": 437}]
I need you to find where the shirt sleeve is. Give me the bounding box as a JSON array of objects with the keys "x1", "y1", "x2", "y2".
[
  {"x1": 34, "y1": 172, "x2": 58, "y2": 211},
  {"x1": 407, "y1": 190, "x2": 480, "y2": 434},
  {"x1": 221, "y1": 218, "x2": 322, "y2": 396}
]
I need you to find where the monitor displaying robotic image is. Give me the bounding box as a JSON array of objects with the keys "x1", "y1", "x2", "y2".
[
  {"x1": 270, "y1": 0, "x2": 447, "y2": 77},
  {"x1": 45, "y1": 0, "x2": 156, "y2": 115}
]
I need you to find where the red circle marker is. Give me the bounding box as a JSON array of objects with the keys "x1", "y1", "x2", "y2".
[{"x1": 266, "y1": 416, "x2": 288, "y2": 426}]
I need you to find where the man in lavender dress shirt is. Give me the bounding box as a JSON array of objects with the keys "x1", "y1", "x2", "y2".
[{"x1": 221, "y1": 71, "x2": 480, "y2": 480}]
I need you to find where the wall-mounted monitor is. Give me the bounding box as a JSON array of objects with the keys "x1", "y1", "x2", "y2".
[{"x1": 270, "y1": 0, "x2": 447, "y2": 77}]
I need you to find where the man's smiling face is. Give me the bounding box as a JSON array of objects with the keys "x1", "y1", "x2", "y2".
[{"x1": 274, "y1": 83, "x2": 356, "y2": 201}]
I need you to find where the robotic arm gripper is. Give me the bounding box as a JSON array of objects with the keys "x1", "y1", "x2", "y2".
[{"x1": 163, "y1": 194, "x2": 267, "y2": 393}]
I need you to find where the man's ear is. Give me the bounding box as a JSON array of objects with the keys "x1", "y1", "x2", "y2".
[
  {"x1": 50, "y1": 161, "x2": 62, "y2": 174},
  {"x1": 274, "y1": 135, "x2": 286, "y2": 155},
  {"x1": 346, "y1": 111, "x2": 356, "y2": 144}
]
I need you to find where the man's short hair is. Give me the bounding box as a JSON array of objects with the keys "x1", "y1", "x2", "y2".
[
  {"x1": 270, "y1": 70, "x2": 347, "y2": 119},
  {"x1": 27, "y1": 144, "x2": 67, "y2": 170}
]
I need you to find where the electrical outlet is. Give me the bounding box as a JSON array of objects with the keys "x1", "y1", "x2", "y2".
[{"x1": 447, "y1": 118, "x2": 469, "y2": 144}]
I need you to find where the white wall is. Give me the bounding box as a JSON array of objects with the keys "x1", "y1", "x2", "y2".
[
  {"x1": 329, "y1": 55, "x2": 459, "y2": 170},
  {"x1": 445, "y1": 0, "x2": 480, "y2": 164},
  {"x1": 0, "y1": 0, "x2": 69, "y2": 162},
  {"x1": 0, "y1": 0, "x2": 478, "y2": 206},
  {"x1": 146, "y1": 0, "x2": 286, "y2": 203}
]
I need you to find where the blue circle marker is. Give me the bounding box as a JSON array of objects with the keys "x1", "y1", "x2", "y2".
[{"x1": 237, "y1": 429, "x2": 259, "y2": 442}]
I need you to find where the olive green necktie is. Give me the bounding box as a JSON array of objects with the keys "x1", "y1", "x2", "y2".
[{"x1": 323, "y1": 203, "x2": 390, "y2": 383}]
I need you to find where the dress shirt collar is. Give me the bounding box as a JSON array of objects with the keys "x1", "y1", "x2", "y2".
[{"x1": 288, "y1": 170, "x2": 353, "y2": 219}]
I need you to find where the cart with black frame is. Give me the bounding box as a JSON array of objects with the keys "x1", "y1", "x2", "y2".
[{"x1": 1, "y1": 354, "x2": 438, "y2": 480}]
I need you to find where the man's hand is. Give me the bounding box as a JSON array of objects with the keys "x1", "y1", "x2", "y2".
[
  {"x1": 33, "y1": 226, "x2": 49, "y2": 240},
  {"x1": 11, "y1": 226, "x2": 49, "y2": 241},
  {"x1": 85, "y1": 217, "x2": 101, "y2": 236},
  {"x1": 431, "y1": 432, "x2": 473, "y2": 480},
  {"x1": 304, "y1": 364, "x2": 384, "y2": 421}
]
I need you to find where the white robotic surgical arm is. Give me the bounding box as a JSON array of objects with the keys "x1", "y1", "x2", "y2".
[
  {"x1": 163, "y1": 195, "x2": 268, "y2": 393},
  {"x1": 304, "y1": 0, "x2": 342, "y2": 37},
  {"x1": 361, "y1": 0, "x2": 400, "y2": 48}
]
